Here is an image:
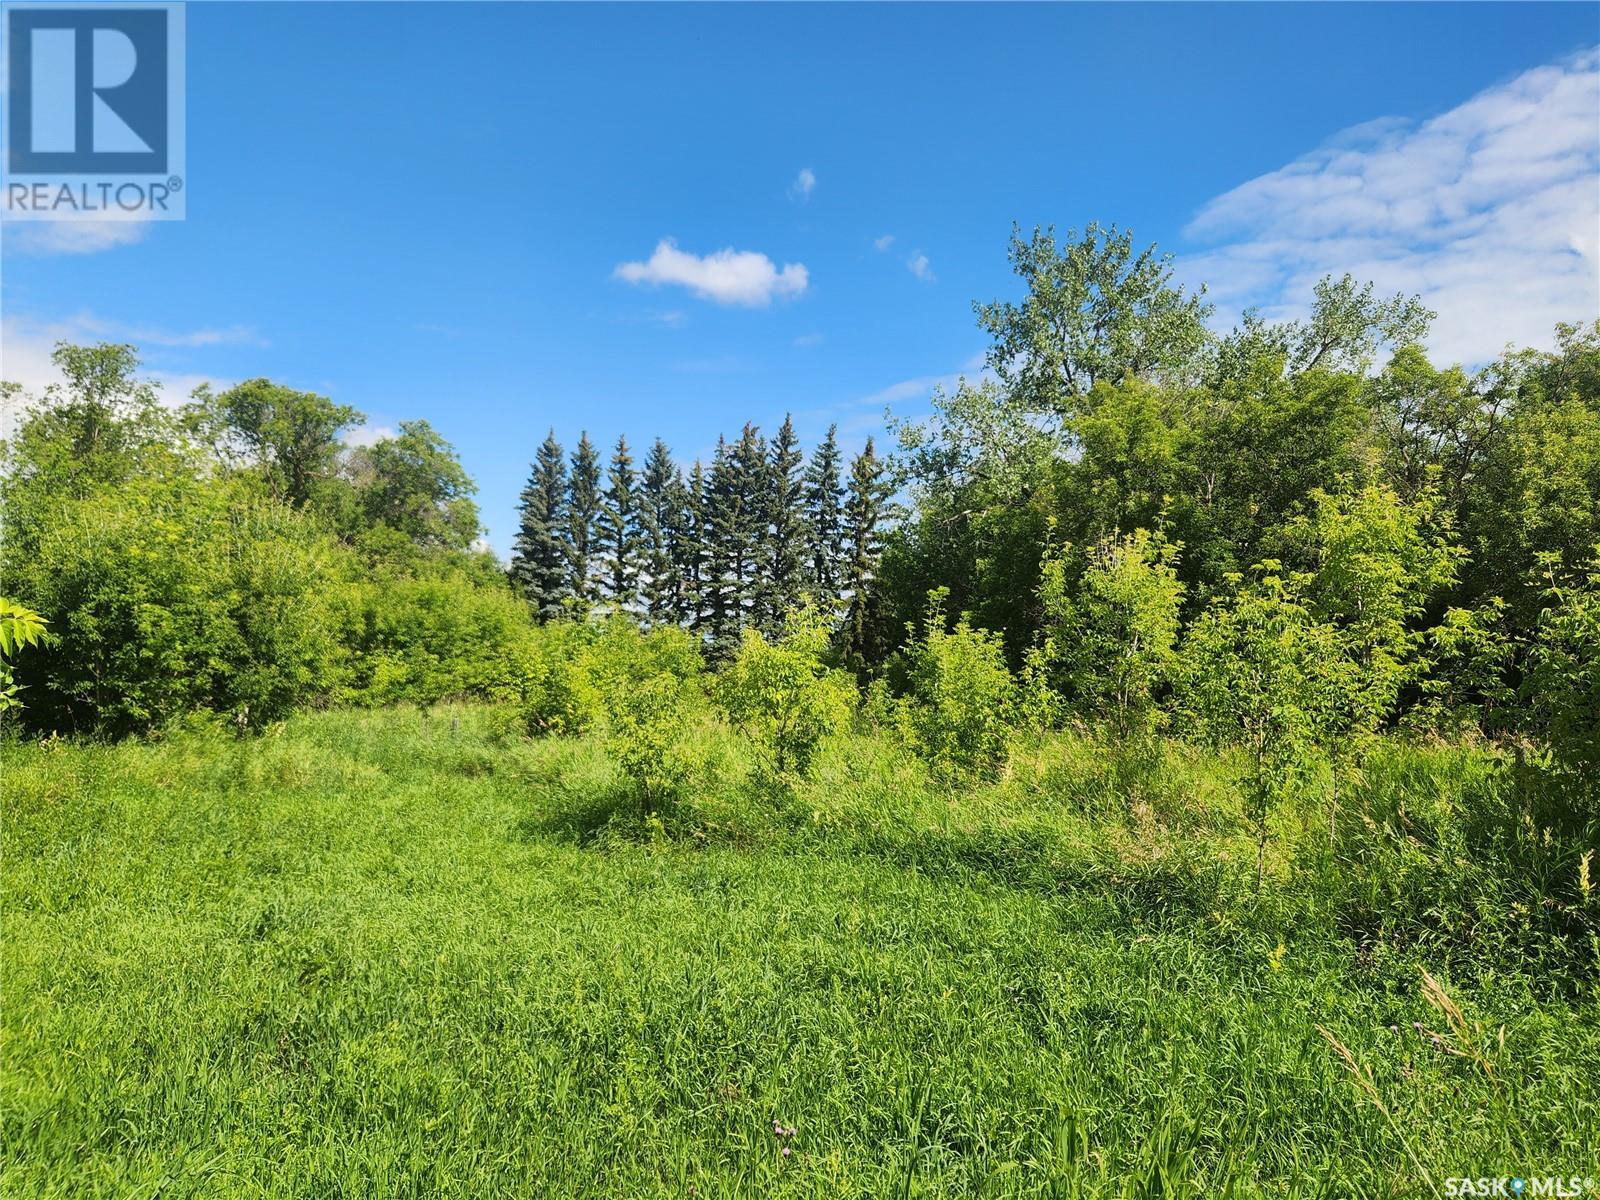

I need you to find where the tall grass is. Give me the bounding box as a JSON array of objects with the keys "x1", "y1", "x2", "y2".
[{"x1": 3, "y1": 707, "x2": 1596, "y2": 1197}]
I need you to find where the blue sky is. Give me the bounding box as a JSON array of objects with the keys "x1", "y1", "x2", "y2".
[{"x1": 4, "y1": 2, "x2": 1597, "y2": 556}]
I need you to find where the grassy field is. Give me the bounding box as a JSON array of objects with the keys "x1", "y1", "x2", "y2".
[{"x1": 3, "y1": 706, "x2": 1597, "y2": 1198}]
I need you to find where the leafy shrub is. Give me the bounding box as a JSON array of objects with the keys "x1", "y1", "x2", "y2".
[
  {"x1": 1292, "y1": 484, "x2": 1462, "y2": 778},
  {"x1": 329, "y1": 564, "x2": 537, "y2": 707},
  {"x1": 494, "y1": 621, "x2": 603, "y2": 737},
  {"x1": 0, "y1": 600, "x2": 50, "y2": 719},
  {"x1": 496, "y1": 617, "x2": 704, "y2": 740},
  {"x1": 5, "y1": 473, "x2": 339, "y2": 734},
  {"x1": 717, "y1": 606, "x2": 854, "y2": 778},
  {"x1": 1174, "y1": 568, "x2": 1322, "y2": 886},
  {"x1": 896, "y1": 589, "x2": 1018, "y2": 781},
  {"x1": 609, "y1": 674, "x2": 701, "y2": 818},
  {"x1": 1040, "y1": 528, "x2": 1183, "y2": 738},
  {"x1": 584, "y1": 615, "x2": 705, "y2": 699},
  {"x1": 1521, "y1": 550, "x2": 1600, "y2": 817},
  {"x1": 1407, "y1": 600, "x2": 1516, "y2": 736}
]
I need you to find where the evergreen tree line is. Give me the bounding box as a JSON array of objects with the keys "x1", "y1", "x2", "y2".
[{"x1": 508, "y1": 417, "x2": 893, "y2": 660}]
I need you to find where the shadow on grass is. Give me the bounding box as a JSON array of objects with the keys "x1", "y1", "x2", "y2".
[
  {"x1": 842, "y1": 822, "x2": 1243, "y2": 928},
  {"x1": 514, "y1": 782, "x2": 626, "y2": 847}
]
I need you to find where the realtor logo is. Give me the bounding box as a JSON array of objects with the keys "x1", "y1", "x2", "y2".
[{"x1": 3, "y1": 2, "x2": 185, "y2": 220}]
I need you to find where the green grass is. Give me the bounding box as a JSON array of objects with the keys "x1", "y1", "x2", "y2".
[{"x1": 3, "y1": 707, "x2": 1597, "y2": 1197}]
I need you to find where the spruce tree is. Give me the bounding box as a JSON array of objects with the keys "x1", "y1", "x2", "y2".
[
  {"x1": 728, "y1": 423, "x2": 770, "y2": 638},
  {"x1": 566, "y1": 432, "x2": 602, "y2": 607},
  {"x1": 509, "y1": 429, "x2": 570, "y2": 620},
  {"x1": 804, "y1": 423, "x2": 846, "y2": 613},
  {"x1": 676, "y1": 461, "x2": 709, "y2": 632},
  {"x1": 638, "y1": 437, "x2": 679, "y2": 626},
  {"x1": 704, "y1": 438, "x2": 740, "y2": 656},
  {"x1": 840, "y1": 436, "x2": 893, "y2": 669},
  {"x1": 760, "y1": 414, "x2": 807, "y2": 635},
  {"x1": 599, "y1": 434, "x2": 640, "y2": 610}
]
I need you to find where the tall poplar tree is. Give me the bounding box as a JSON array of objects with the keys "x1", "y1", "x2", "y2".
[
  {"x1": 509, "y1": 429, "x2": 570, "y2": 620},
  {"x1": 567, "y1": 432, "x2": 602, "y2": 607}
]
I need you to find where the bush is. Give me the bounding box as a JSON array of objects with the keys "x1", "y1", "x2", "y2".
[
  {"x1": 4, "y1": 473, "x2": 339, "y2": 734},
  {"x1": 1040, "y1": 528, "x2": 1183, "y2": 738},
  {"x1": 585, "y1": 615, "x2": 705, "y2": 699},
  {"x1": 494, "y1": 621, "x2": 603, "y2": 737},
  {"x1": 896, "y1": 589, "x2": 1019, "y2": 781},
  {"x1": 1173, "y1": 569, "x2": 1321, "y2": 887},
  {"x1": 1407, "y1": 600, "x2": 1516, "y2": 736},
  {"x1": 609, "y1": 674, "x2": 701, "y2": 818},
  {"x1": 329, "y1": 563, "x2": 537, "y2": 707},
  {"x1": 717, "y1": 607, "x2": 854, "y2": 778},
  {"x1": 496, "y1": 617, "x2": 705, "y2": 740},
  {"x1": 1521, "y1": 550, "x2": 1600, "y2": 818},
  {"x1": 0, "y1": 599, "x2": 50, "y2": 720}
]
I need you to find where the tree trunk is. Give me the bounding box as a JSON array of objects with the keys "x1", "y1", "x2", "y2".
[{"x1": 1329, "y1": 754, "x2": 1339, "y2": 850}]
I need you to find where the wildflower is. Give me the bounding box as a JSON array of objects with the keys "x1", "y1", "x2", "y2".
[{"x1": 781, "y1": 1147, "x2": 792, "y2": 1158}]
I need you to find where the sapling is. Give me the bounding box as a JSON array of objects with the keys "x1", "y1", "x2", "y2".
[
  {"x1": 1040, "y1": 528, "x2": 1183, "y2": 741},
  {"x1": 1292, "y1": 484, "x2": 1462, "y2": 846},
  {"x1": 1176, "y1": 566, "x2": 1319, "y2": 890},
  {"x1": 717, "y1": 605, "x2": 854, "y2": 780}
]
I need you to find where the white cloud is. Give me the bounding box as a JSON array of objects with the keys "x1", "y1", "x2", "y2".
[
  {"x1": 857, "y1": 353, "x2": 990, "y2": 412},
  {"x1": 1, "y1": 312, "x2": 248, "y2": 400},
  {"x1": 0, "y1": 312, "x2": 240, "y2": 441},
  {"x1": 789, "y1": 167, "x2": 816, "y2": 202},
  {"x1": 614, "y1": 238, "x2": 809, "y2": 308},
  {"x1": 907, "y1": 251, "x2": 935, "y2": 283},
  {"x1": 2, "y1": 219, "x2": 151, "y2": 256},
  {"x1": 793, "y1": 332, "x2": 824, "y2": 348},
  {"x1": 341, "y1": 424, "x2": 395, "y2": 448},
  {"x1": 873, "y1": 234, "x2": 895, "y2": 252},
  {"x1": 1183, "y1": 48, "x2": 1600, "y2": 364},
  {"x1": 106, "y1": 320, "x2": 264, "y2": 349},
  {"x1": 3, "y1": 309, "x2": 263, "y2": 352}
]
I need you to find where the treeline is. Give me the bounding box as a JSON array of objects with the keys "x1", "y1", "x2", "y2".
[
  {"x1": 0, "y1": 344, "x2": 900, "y2": 734},
  {"x1": 1, "y1": 220, "x2": 1596, "y2": 820},
  {"x1": 0, "y1": 345, "x2": 528, "y2": 735},
  {"x1": 858, "y1": 227, "x2": 1599, "y2": 807},
  {"x1": 875, "y1": 230, "x2": 1600, "y2": 671},
  {"x1": 507, "y1": 421, "x2": 893, "y2": 662}
]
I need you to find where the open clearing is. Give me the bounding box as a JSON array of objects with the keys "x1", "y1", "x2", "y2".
[{"x1": 3, "y1": 708, "x2": 1595, "y2": 1198}]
